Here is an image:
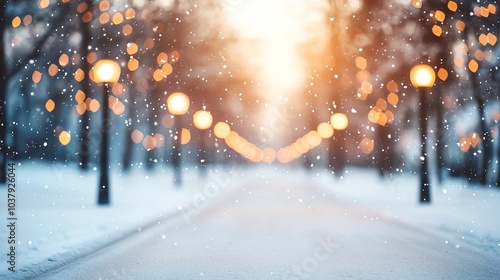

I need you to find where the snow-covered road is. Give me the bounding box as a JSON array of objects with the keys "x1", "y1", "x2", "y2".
[{"x1": 39, "y1": 171, "x2": 500, "y2": 279}]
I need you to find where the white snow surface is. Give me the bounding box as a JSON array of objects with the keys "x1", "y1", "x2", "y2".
[{"x1": 1, "y1": 162, "x2": 499, "y2": 279}]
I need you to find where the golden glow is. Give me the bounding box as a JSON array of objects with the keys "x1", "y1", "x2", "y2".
[
  {"x1": 262, "y1": 147, "x2": 277, "y2": 164},
  {"x1": 432, "y1": 25, "x2": 442, "y2": 37},
  {"x1": 88, "y1": 99, "x2": 100, "y2": 113},
  {"x1": 59, "y1": 54, "x2": 69, "y2": 67},
  {"x1": 123, "y1": 24, "x2": 133, "y2": 36},
  {"x1": 131, "y1": 130, "x2": 144, "y2": 144},
  {"x1": 360, "y1": 137, "x2": 374, "y2": 154},
  {"x1": 317, "y1": 122, "x2": 334, "y2": 138},
  {"x1": 112, "y1": 13, "x2": 124, "y2": 25},
  {"x1": 437, "y1": 68, "x2": 449, "y2": 81},
  {"x1": 32, "y1": 70, "x2": 42, "y2": 83},
  {"x1": 479, "y1": 34, "x2": 488, "y2": 46},
  {"x1": 487, "y1": 33, "x2": 497, "y2": 45},
  {"x1": 488, "y1": 4, "x2": 497, "y2": 14},
  {"x1": 127, "y1": 43, "x2": 139, "y2": 55},
  {"x1": 468, "y1": 59, "x2": 479, "y2": 73},
  {"x1": 455, "y1": 20, "x2": 465, "y2": 31},
  {"x1": 387, "y1": 92, "x2": 399, "y2": 107},
  {"x1": 39, "y1": 0, "x2": 49, "y2": 9},
  {"x1": 99, "y1": 13, "x2": 110, "y2": 25},
  {"x1": 45, "y1": 99, "x2": 55, "y2": 112},
  {"x1": 12, "y1": 17, "x2": 21, "y2": 28},
  {"x1": 157, "y1": 52, "x2": 169, "y2": 65},
  {"x1": 99, "y1": 1, "x2": 110, "y2": 12},
  {"x1": 154, "y1": 133, "x2": 165, "y2": 148},
  {"x1": 214, "y1": 122, "x2": 231, "y2": 139},
  {"x1": 74, "y1": 68, "x2": 85, "y2": 82},
  {"x1": 93, "y1": 59, "x2": 121, "y2": 83},
  {"x1": 355, "y1": 56, "x2": 367, "y2": 69},
  {"x1": 143, "y1": 135, "x2": 156, "y2": 150},
  {"x1": 48, "y1": 64, "x2": 58, "y2": 76},
  {"x1": 75, "y1": 102, "x2": 87, "y2": 115},
  {"x1": 193, "y1": 110, "x2": 213, "y2": 130},
  {"x1": 386, "y1": 80, "x2": 398, "y2": 92},
  {"x1": 435, "y1": 10, "x2": 445, "y2": 22},
  {"x1": 59, "y1": 131, "x2": 71, "y2": 146},
  {"x1": 410, "y1": 64, "x2": 436, "y2": 88},
  {"x1": 448, "y1": 1, "x2": 458, "y2": 12},
  {"x1": 125, "y1": 8, "x2": 136, "y2": 19},
  {"x1": 128, "y1": 58, "x2": 139, "y2": 71},
  {"x1": 167, "y1": 92, "x2": 190, "y2": 115},
  {"x1": 330, "y1": 113, "x2": 348, "y2": 130},
  {"x1": 180, "y1": 128, "x2": 191, "y2": 145},
  {"x1": 75, "y1": 90, "x2": 86, "y2": 102},
  {"x1": 412, "y1": 0, "x2": 422, "y2": 9}
]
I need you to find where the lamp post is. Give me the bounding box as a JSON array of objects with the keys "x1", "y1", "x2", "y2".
[
  {"x1": 167, "y1": 92, "x2": 190, "y2": 185},
  {"x1": 93, "y1": 59, "x2": 121, "y2": 205},
  {"x1": 193, "y1": 110, "x2": 213, "y2": 175},
  {"x1": 410, "y1": 64, "x2": 436, "y2": 203}
]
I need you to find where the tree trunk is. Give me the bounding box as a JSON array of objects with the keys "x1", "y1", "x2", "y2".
[{"x1": 79, "y1": 0, "x2": 93, "y2": 170}]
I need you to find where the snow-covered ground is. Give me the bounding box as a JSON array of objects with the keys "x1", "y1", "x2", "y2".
[
  {"x1": 1, "y1": 162, "x2": 499, "y2": 279},
  {"x1": 0, "y1": 161, "x2": 214, "y2": 279},
  {"x1": 314, "y1": 168, "x2": 500, "y2": 254}
]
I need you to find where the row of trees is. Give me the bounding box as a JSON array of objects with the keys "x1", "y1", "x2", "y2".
[{"x1": 1, "y1": 0, "x2": 499, "y2": 186}]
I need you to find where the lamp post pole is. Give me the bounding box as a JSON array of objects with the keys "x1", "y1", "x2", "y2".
[
  {"x1": 167, "y1": 92, "x2": 190, "y2": 186},
  {"x1": 419, "y1": 87, "x2": 430, "y2": 203},
  {"x1": 172, "y1": 116, "x2": 182, "y2": 185},
  {"x1": 98, "y1": 84, "x2": 110, "y2": 204},
  {"x1": 410, "y1": 64, "x2": 435, "y2": 204},
  {"x1": 93, "y1": 59, "x2": 120, "y2": 205}
]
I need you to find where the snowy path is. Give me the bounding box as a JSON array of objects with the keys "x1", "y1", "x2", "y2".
[{"x1": 40, "y1": 171, "x2": 500, "y2": 279}]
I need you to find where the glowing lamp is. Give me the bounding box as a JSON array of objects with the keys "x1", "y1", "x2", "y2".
[
  {"x1": 93, "y1": 59, "x2": 121, "y2": 84},
  {"x1": 193, "y1": 110, "x2": 213, "y2": 130},
  {"x1": 410, "y1": 64, "x2": 436, "y2": 88},
  {"x1": 167, "y1": 92, "x2": 190, "y2": 115},
  {"x1": 330, "y1": 113, "x2": 348, "y2": 130}
]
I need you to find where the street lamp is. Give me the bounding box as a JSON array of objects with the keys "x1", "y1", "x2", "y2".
[
  {"x1": 93, "y1": 59, "x2": 121, "y2": 205},
  {"x1": 410, "y1": 64, "x2": 436, "y2": 203},
  {"x1": 193, "y1": 110, "x2": 213, "y2": 174},
  {"x1": 167, "y1": 92, "x2": 190, "y2": 185}
]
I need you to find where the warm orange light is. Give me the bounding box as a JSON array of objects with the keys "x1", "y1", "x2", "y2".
[
  {"x1": 59, "y1": 54, "x2": 69, "y2": 67},
  {"x1": 112, "y1": 13, "x2": 124, "y2": 25},
  {"x1": 435, "y1": 10, "x2": 445, "y2": 22},
  {"x1": 48, "y1": 64, "x2": 58, "y2": 76},
  {"x1": 167, "y1": 92, "x2": 190, "y2": 115},
  {"x1": 437, "y1": 68, "x2": 449, "y2": 81},
  {"x1": 181, "y1": 128, "x2": 191, "y2": 145},
  {"x1": 412, "y1": 0, "x2": 422, "y2": 9},
  {"x1": 12, "y1": 17, "x2": 21, "y2": 28},
  {"x1": 317, "y1": 122, "x2": 334, "y2": 138},
  {"x1": 131, "y1": 130, "x2": 144, "y2": 144},
  {"x1": 127, "y1": 43, "x2": 138, "y2": 55},
  {"x1": 468, "y1": 59, "x2": 479, "y2": 73},
  {"x1": 432, "y1": 25, "x2": 442, "y2": 37},
  {"x1": 93, "y1": 59, "x2": 121, "y2": 83},
  {"x1": 355, "y1": 56, "x2": 367, "y2": 70},
  {"x1": 262, "y1": 147, "x2": 276, "y2": 164},
  {"x1": 39, "y1": 0, "x2": 50, "y2": 9},
  {"x1": 143, "y1": 135, "x2": 156, "y2": 150},
  {"x1": 59, "y1": 131, "x2": 71, "y2": 146},
  {"x1": 455, "y1": 20, "x2": 465, "y2": 31},
  {"x1": 387, "y1": 92, "x2": 399, "y2": 107},
  {"x1": 32, "y1": 70, "x2": 42, "y2": 83},
  {"x1": 123, "y1": 24, "x2": 133, "y2": 36},
  {"x1": 45, "y1": 99, "x2": 55, "y2": 112},
  {"x1": 410, "y1": 64, "x2": 436, "y2": 88},
  {"x1": 75, "y1": 90, "x2": 86, "y2": 102},
  {"x1": 214, "y1": 122, "x2": 231, "y2": 139},
  {"x1": 193, "y1": 110, "x2": 213, "y2": 130},
  {"x1": 74, "y1": 68, "x2": 85, "y2": 82},
  {"x1": 330, "y1": 113, "x2": 348, "y2": 130},
  {"x1": 128, "y1": 58, "x2": 139, "y2": 71},
  {"x1": 448, "y1": 1, "x2": 458, "y2": 12},
  {"x1": 386, "y1": 80, "x2": 398, "y2": 92},
  {"x1": 305, "y1": 131, "x2": 322, "y2": 148},
  {"x1": 360, "y1": 137, "x2": 374, "y2": 154}
]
